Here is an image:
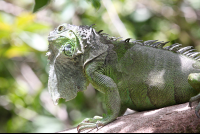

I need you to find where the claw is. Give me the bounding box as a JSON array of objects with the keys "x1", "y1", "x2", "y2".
[
  {"x1": 189, "y1": 101, "x2": 193, "y2": 109},
  {"x1": 96, "y1": 123, "x2": 99, "y2": 130},
  {"x1": 77, "y1": 125, "x2": 80, "y2": 132},
  {"x1": 76, "y1": 116, "x2": 104, "y2": 132},
  {"x1": 189, "y1": 102, "x2": 191, "y2": 107},
  {"x1": 195, "y1": 109, "x2": 200, "y2": 118}
]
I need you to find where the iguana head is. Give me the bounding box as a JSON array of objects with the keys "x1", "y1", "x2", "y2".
[
  {"x1": 48, "y1": 23, "x2": 83, "y2": 58},
  {"x1": 47, "y1": 23, "x2": 108, "y2": 104},
  {"x1": 47, "y1": 24, "x2": 89, "y2": 105}
]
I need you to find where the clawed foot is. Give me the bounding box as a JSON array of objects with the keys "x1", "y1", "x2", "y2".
[
  {"x1": 77, "y1": 116, "x2": 103, "y2": 133},
  {"x1": 189, "y1": 94, "x2": 200, "y2": 118}
]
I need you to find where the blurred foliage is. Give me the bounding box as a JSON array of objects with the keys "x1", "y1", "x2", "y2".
[
  {"x1": 33, "y1": 0, "x2": 101, "y2": 13},
  {"x1": 33, "y1": 0, "x2": 51, "y2": 13},
  {"x1": 0, "y1": 0, "x2": 200, "y2": 133},
  {"x1": 87, "y1": 0, "x2": 101, "y2": 9}
]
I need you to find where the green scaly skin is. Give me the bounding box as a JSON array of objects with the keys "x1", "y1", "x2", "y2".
[{"x1": 47, "y1": 23, "x2": 200, "y2": 132}]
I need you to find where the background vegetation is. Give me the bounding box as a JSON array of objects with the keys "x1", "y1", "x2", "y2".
[{"x1": 0, "y1": 0, "x2": 200, "y2": 132}]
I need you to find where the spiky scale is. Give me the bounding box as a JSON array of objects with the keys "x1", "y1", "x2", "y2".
[
  {"x1": 169, "y1": 43, "x2": 182, "y2": 51},
  {"x1": 97, "y1": 30, "x2": 103, "y2": 34},
  {"x1": 144, "y1": 40, "x2": 157, "y2": 46},
  {"x1": 177, "y1": 46, "x2": 194, "y2": 54},
  {"x1": 183, "y1": 49, "x2": 195, "y2": 55},
  {"x1": 125, "y1": 38, "x2": 132, "y2": 43},
  {"x1": 89, "y1": 24, "x2": 95, "y2": 28},
  {"x1": 195, "y1": 55, "x2": 200, "y2": 60},
  {"x1": 187, "y1": 52, "x2": 197, "y2": 57},
  {"x1": 189, "y1": 52, "x2": 200, "y2": 58},
  {"x1": 163, "y1": 43, "x2": 180, "y2": 50},
  {"x1": 163, "y1": 46, "x2": 170, "y2": 50},
  {"x1": 157, "y1": 41, "x2": 170, "y2": 49},
  {"x1": 150, "y1": 41, "x2": 163, "y2": 47},
  {"x1": 133, "y1": 40, "x2": 143, "y2": 46}
]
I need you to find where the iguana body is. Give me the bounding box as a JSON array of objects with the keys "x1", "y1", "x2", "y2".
[{"x1": 47, "y1": 23, "x2": 200, "y2": 132}]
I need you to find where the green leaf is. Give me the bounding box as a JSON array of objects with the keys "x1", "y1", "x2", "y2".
[
  {"x1": 33, "y1": 0, "x2": 51, "y2": 13},
  {"x1": 87, "y1": 0, "x2": 101, "y2": 9}
]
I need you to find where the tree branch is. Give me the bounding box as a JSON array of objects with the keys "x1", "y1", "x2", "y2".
[{"x1": 58, "y1": 102, "x2": 200, "y2": 133}]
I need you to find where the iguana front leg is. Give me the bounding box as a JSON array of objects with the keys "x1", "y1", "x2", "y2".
[
  {"x1": 188, "y1": 73, "x2": 200, "y2": 118},
  {"x1": 77, "y1": 62, "x2": 121, "y2": 132}
]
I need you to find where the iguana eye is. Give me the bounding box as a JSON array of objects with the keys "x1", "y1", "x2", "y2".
[{"x1": 58, "y1": 25, "x2": 65, "y2": 32}]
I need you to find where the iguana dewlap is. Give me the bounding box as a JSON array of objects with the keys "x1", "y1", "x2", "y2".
[{"x1": 47, "y1": 23, "x2": 200, "y2": 132}]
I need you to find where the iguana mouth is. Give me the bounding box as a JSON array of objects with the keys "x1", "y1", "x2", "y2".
[
  {"x1": 48, "y1": 36, "x2": 57, "y2": 41},
  {"x1": 48, "y1": 35, "x2": 67, "y2": 41}
]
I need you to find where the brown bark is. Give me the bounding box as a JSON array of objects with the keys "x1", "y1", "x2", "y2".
[{"x1": 58, "y1": 102, "x2": 200, "y2": 133}]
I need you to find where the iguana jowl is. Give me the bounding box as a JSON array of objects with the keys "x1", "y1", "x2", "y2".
[{"x1": 47, "y1": 23, "x2": 200, "y2": 132}]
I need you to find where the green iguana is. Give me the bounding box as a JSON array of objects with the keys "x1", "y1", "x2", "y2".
[{"x1": 47, "y1": 23, "x2": 200, "y2": 132}]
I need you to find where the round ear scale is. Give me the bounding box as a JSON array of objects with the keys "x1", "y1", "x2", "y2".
[{"x1": 62, "y1": 44, "x2": 72, "y2": 56}]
